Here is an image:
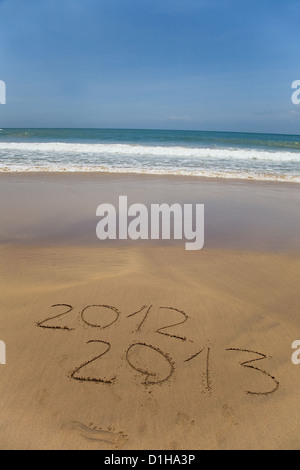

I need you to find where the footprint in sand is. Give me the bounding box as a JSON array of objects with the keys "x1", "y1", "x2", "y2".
[
  {"x1": 216, "y1": 404, "x2": 239, "y2": 447},
  {"x1": 63, "y1": 421, "x2": 128, "y2": 447}
]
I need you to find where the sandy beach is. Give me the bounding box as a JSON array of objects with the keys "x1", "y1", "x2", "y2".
[{"x1": 0, "y1": 173, "x2": 300, "y2": 450}]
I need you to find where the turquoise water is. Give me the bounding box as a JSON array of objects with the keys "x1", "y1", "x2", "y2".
[{"x1": 0, "y1": 128, "x2": 299, "y2": 182}]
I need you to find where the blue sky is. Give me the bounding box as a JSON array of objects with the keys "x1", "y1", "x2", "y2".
[{"x1": 0, "y1": 0, "x2": 300, "y2": 133}]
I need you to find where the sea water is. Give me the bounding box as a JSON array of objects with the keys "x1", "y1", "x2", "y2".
[{"x1": 0, "y1": 128, "x2": 299, "y2": 182}]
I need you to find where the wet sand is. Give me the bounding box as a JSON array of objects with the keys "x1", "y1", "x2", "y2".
[{"x1": 0, "y1": 173, "x2": 299, "y2": 450}]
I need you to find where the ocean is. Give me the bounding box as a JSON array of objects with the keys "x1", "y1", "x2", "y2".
[{"x1": 0, "y1": 128, "x2": 299, "y2": 182}]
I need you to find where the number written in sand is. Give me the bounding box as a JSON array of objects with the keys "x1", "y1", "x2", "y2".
[
  {"x1": 126, "y1": 343, "x2": 175, "y2": 385},
  {"x1": 226, "y1": 348, "x2": 280, "y2": 396},
  {"x1": 36, "y1": 302, "x2": 280, "y2": 396},
  {"x1": 185, "y1": 346, "x2": 212, "y2": 392},
  {"x1": 37, "y1": 304, "x2": 75, "y2": 331},
  {"x1": 127, "y1": 305, "x2": 152, "y2": 332},
  {"x1": 81, "y1": 305, "x2": 121, "y2": 329},
  {"x1": 127, "y1": 305, "x2": 189, "y2": 341},
  {"x1": 156, "y1": 307, "x2": 189, "y2": 342},
  {"x1": 71, "y1": 340, "x2": 116, "y2": 384},
  {"x1": 38, "y1": 303, "x2": 189, "y2": 340}
]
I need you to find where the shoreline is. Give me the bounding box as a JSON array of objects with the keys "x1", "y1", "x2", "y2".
[{"x1": 0, "y1": 171, "x2": 299, "y2": 186}]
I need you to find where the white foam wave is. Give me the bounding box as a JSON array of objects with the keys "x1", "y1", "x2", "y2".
[
  {"x1": 0, "y1": 163, "x2": 299, "y2": 183},
  {"x1": 0, "y1": 142, "x2": 299, "y2": 162}
]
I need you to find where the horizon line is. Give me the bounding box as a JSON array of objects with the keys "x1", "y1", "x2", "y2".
[{"x1": 1, "y1": 127, "x2": 300, "y2": 138}]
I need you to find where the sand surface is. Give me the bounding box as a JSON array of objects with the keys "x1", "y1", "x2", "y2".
[{"x1": 0, "y1": 174, "x2": 299, "y2": 450}]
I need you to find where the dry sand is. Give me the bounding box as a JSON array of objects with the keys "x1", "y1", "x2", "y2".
[{"x1": 0, "y1": 173, "x2": 299, "y2": 450}]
